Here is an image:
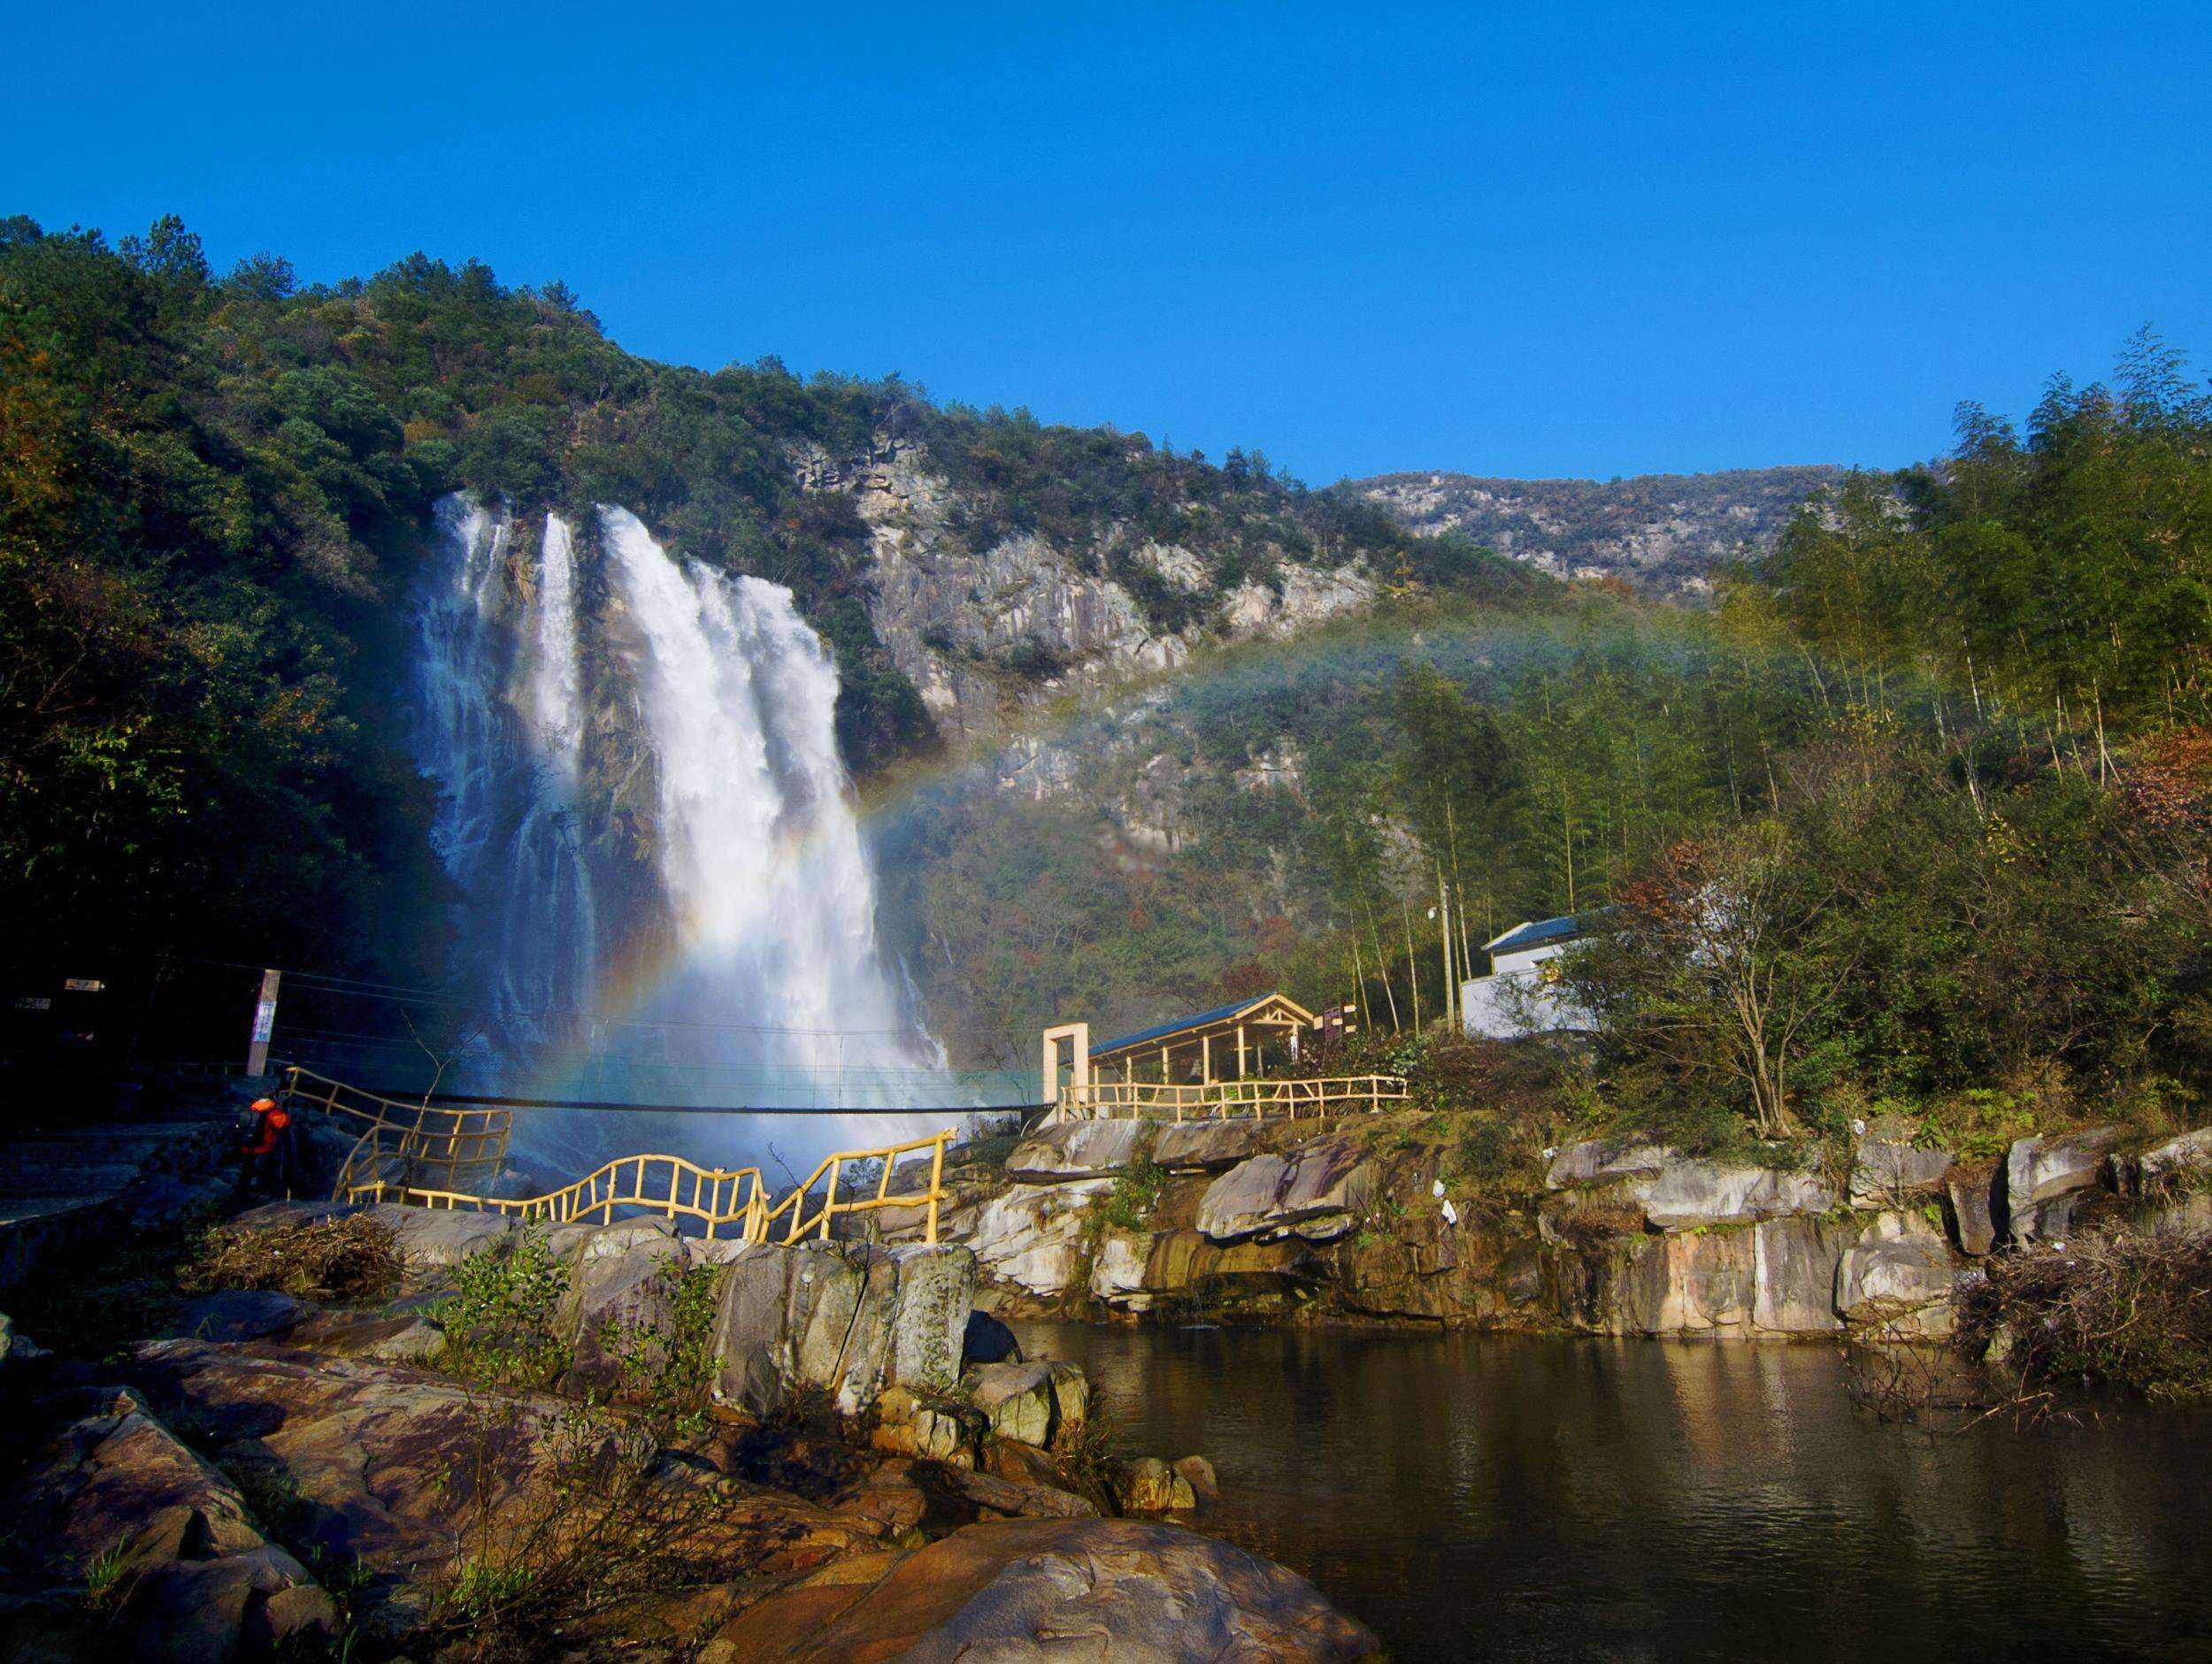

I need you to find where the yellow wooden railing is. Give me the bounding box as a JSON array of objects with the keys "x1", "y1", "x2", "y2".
[
  {"x1": 337, "y1": 1131, "x2": 957, "y2": 1245},
  {"x1": 1059, "y1": 1074, "x2": 1409, "y2": 1123},
  {"x1": 281, "y1": 1066, "x2": 512, "y2": 1200},
  {"x1": 756, "y1": 1128, "x2": 956, "y2": 1245}
]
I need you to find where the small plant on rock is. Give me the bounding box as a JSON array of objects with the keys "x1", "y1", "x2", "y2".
[{"x1": 434, "y1": 1230, "x2": 572, "y2": 1391}]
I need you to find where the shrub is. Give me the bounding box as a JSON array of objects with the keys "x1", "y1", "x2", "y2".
[
  {"x1": 182, "y1": 1215, "x2": 401, "y2": 1304},
  {"x1": 1955, "y1": 1226, "x2": 2212, "y2": 1405},
  {"x1": 1100, "y1": 1158, "x2": 1166, "y2": 1231},
  {"x1": 434, "y1": 1231, "x2": 572, "y2": 1391}
]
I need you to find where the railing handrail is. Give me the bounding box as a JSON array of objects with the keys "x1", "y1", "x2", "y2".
[{"x1": 1056, "y1": 1073, "x2": 1409, "y2": 1123}]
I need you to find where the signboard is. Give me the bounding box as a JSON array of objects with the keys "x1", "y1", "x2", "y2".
[
  {"x1": 1317, "y1": 1001, "x2": 1359, "y2": 1039},
  {"x1": 245, "y1": 968, "x2": 282, "y2": 1075},
  {"x1": 11, "y1": 996, "x2": 52, "y2": 1011},
  {"x1": 63, "y1": 978, "x2": 105, "y2": 993}
]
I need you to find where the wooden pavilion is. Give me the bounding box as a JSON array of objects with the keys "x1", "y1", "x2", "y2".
[{"x1": 1040, "y1": 993, "x2": 1406, "y2": 1123}]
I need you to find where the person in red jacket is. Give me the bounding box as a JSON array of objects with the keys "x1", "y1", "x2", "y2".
[{"x1": 240, "y1": 1095, "x2": 296, "y2": 1198}]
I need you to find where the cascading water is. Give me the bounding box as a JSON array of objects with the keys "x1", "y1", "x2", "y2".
[
  {"x1": 406, "y1": 492, "x2": 949, "y2": 1182},
  {"x1": 412, "y1": 496, "x2": 599, "y2": 1043}
]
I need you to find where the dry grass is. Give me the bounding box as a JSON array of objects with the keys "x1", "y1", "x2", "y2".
[
  {"x1": 182, "y1": 1215, "x2": 402, "y2": 1304},
  {"x1": 1955, "y1": 1225, "x2": 2212, "y2": 1407}
]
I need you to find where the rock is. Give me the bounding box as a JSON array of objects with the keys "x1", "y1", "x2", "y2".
[
  {"x1": 1836, "y1": 1214, "x2": 1963, "y2": 1338},
  {"x1": 561, "y1": 1231, "x2": 694, "y2": 1394},
  {"x1": 1637, "y1": 1160, "x2": 1835, "y2": 1230},
  {"x1": 886, "y1": 1243, "x2": 977, "y2": 1395},
  {"x1": 1005, "y1": 1118, "x2": 1149, "y2": 1182},
  {"x1": 1942, "y1": 1162, "x2": 2005, "y2": 1255},
  {"x1": 789, "y1": 1243, "x2": 902, "y2": 1414},
  {"x1": 1751, "y1": 1215, "x2": 1855, "y2": 1333},
  {"x1": 363, "y1": 1202, "x2": 516, "y2": 1276},
  {"x1": 1196, "y1": 1135, "x2": 1375, "y2": 1243},
  {"x1": 726, "y1": 1516, "x2": 1379, "y2": 1660},
  {"x1": 1544, "y1": 1139, "x2": 1671, "y2": 1190},
  {"x1": 1610, "y1": 1228, "x2": 1756, "y2": 1333},
  {"x1": 1849, "y1": 1130, "x2": 1953, "y2": 1206},
  {"x1": 1089, "y1": 1231, "x2": 1153, "y2": 1308},
  {"x1": 942, "y1": 1466, "x2": 1099, "y2": 1520},
  {"x1": 1117, "y1": 1455, "x2": 1197, "y2": 1514},
  {"x1": 710, "y1": 1241, "x2": 982, "y2": 1415},
  {"x1": 123, "y1": 1339, "x2": 875, "y2": 1631},
  {"x1": 968, "y1": 1179, "x2": 1110, "y2": 1294},
  {"x1": 960, "y1": 1308, "x2": 1021, "y2": 1366},
  {"x1": 1173, "y1": 1454, "x2": 1219, "y2": 1502},
  {"x1": 168, "y1": 1289, "x2": 303, "y2": 1343},
  {"x1": 14, "y1": 1391, "x2": 332, "y2": 1660},
  {"x1": 964, "y1": 1360, "x2": 1089, "y2": 1449},
  {"x1": 1152, "y1": 1119, "x2": 1300, "y2": 1173},
  {"x1": 2006, "y1": 1127, "x2": 2123, "y2": 1244},
  {"x1": 871, "y1": 1390, "x2": 983, "y2": 1465},
  {"x1": 710, "y1": 1243, "x2": 802, "y2": 1413},
  {"x1": 2139, "y1": 1126, "x2": 2212, "y2": 1185}
]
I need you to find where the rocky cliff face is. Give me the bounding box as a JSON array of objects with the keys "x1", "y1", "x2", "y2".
[
  {"x1": 799, "y1": 436, "x2": 1378, "y2": 741},
  {"x1": 1352, "y1": 465, "x2": 1845, "y2": 599},
  {"x1": 901, "y1": 1111, "x2": 2212, "y2": 1346}
]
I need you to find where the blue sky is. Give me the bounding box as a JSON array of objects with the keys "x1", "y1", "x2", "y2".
[{"x1": 10, "y1": 2, "x2": 2208, "y2": 483}]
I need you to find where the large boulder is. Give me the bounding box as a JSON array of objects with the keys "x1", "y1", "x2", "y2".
[
  {"x1": 1544, "y1": 1139, "x2": 1671, "y2": 1190},
  {"x1": 1941, "y1": 1161, "x2": 2006, "y2": 1255},
  {"x1": 2136, "y1": 1126, "x2": 2212, "y2": 1189},
  {"x1": 1637, "y1": 1160, "x2": 1835, "y2": 1230},
  {"x1": 363, "y1": 1202, "x2": 516, "y2": 1277},
  {"x1": 1751, "y1": 1215, "x2": 1855, "y2": 1333},
  {"x1": 968, "y1": 1180, "x2": 1110, "y2": 1295},
  {"x1": 1608, "y1": 1228, "x2": 1756, "y2": 1334},
  {"x1": 12, "y1": 1390, "x2": 335, "y2": 1661},
  {"x1": 560, "y1": 1230, "x2": 694, "y2": 1394},
  {"x1": 1196, "y1": 1135, "x2": 1375, "y2": 1243},
  {"x1": 1848, "y1": 1118, "x2": 1953, "y2": 1207},
  {"x1": 1088, "y1": 1231, "x2": 1152, "y2": 1308},
  {"x1": 1152, "y1": 1119, "x2": 1302, "y2": 1173},
  {"x1": 1005, "y1": 1119, "x2": 1150, "y2": 1182},
  {"x1": 122, "y1": 1340, "x2": 876, "y2": 1634},
  {"x1": 2006, "y1": 1126, "x2": 2122, "y2": 1244},
  {"x1": 963, "y1": 1360, "x2": 1089, "y2": 1448},
  {"x1": 710, "y1": 1241, "x2": 981, "y2": 1415},
  {"x1": 723, "y1": 1516, "x2": 1379, "y2": 1660},
  {"x1": 1836, "y1": 1214, "x2": 1963, "y2": 1338}
]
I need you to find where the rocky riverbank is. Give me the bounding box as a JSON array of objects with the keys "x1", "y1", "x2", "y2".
[
  {"x1": 897, "y1": 1109, "x2": 2212, "y2": 1347},
  {"x1": 0, "y1": 1200, "x2": 1377, "y2": 1661}
]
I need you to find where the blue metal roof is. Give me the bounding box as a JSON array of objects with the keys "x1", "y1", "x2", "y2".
[
  {"x1": 1091, "y1": 994, "x2": 1283, "y2": 1059},
  {"x1": 1485, "y1": 915, "x2": 1584, "y2": 956}
]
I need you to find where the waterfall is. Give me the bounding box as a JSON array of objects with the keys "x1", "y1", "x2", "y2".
[
  {"x1": 412, "y1": 496, "x2": 597, "y2": 1042},
  {"x1": 407, "y1": 493, "x2": 948, "y2": 1180}
]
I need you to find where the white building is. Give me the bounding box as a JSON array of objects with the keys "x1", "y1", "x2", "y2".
[{"x1": 1460, "y1": 914, "x2": 1593, "y2": 1039}]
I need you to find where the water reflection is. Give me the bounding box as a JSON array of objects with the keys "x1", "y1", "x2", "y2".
[{"x1": 1016, "y1": 1323, "x2": 2212, "y2": 1662}]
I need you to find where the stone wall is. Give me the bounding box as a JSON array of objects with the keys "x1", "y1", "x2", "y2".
[{"x1": 923, "y1": 1111, "x2": 2212, "y2": 1344}]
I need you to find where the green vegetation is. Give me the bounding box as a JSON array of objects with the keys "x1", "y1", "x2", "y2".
[
  {"x1": 906, "y1": 334, "x2": 2212, "y2": 1162},
  {"x1": 2, "y1": 211, "x2": 1536, "y2": 992},
  {"x1": 433, "y1": 1229, "x2": 572, "y2": 1391}
]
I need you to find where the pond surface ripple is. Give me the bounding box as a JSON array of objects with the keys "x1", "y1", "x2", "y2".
[{"x1": 1015, "y1": 1321, "x2": 2212, "y2": 1662}]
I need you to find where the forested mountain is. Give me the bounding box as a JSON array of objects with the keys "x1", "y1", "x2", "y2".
[
  {"x1": 1353, "y1": 465, "x2": 1846, "y2": 597},
  {"x1": 0, "y1": 212, "x2": 1543, "y2": 989},
  {"x1": 7, "y1": 211, "x2": 2212, "y2": 1149}
]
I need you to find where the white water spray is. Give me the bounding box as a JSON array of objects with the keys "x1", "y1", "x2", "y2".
[{"x1": 409, "y1": 494, "x2": 948, "y2": 1176}]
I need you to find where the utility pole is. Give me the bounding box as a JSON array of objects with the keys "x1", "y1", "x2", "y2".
[
  {"x1": 1436, "y1": 867, "x2": 1456, "y2": 1035},
  {"x1": 245, "y1": 968, "x2": 281, "y2": 1077}
]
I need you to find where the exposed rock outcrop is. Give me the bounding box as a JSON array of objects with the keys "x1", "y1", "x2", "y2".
[
  {"x1": 721, "y1": 1516, "x2": 1379, "y2": 1660},
  {"x1": 1196, "y1": 1135, "x2": 1375, "y2": 1243},
  {"x1": 2006, "y1": 1127, "x2": 2123, "y2": 1244}
]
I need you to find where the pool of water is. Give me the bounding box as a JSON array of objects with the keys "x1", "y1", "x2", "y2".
[{"x1": 1014, "y1": 1321, "x2": 2212, "y2": 1662}]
